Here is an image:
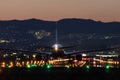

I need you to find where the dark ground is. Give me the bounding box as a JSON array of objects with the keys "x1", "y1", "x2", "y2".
[{"x1": 0, "y1": 67, "x2": 120, "y2": 80}]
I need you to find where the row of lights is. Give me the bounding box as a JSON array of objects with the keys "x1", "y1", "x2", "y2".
[
  {"x1": 85, "y1": 65, "x2": 110, "y2": 70},
  {"x1": 2, "y1": 63, "x2": 110, "y2": 70},
  {"x1": 1, "y1": 61, "x2": 45, "y2": 68},
  {"x1": 1, "y1": 61, "x2": 111, "y2": 71}
]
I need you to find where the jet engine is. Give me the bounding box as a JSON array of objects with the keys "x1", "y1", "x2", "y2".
[{"x1": 76, "y1": 54, "x2": 82, "y2": 61}]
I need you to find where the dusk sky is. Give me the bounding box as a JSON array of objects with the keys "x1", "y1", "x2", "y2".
[{"x1": 0, "y1": 0, "x2": 120, "y2": 22}]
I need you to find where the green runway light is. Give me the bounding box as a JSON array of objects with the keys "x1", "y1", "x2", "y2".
[
  {"x1": 47, "y1": 64, "x2": 51, "y2": 69},
  {"x1": 66, "y1": 65, "x2": 70, "y2": 69},
  {"x1": 41, "y1": 65, "x2": 44, "y2": 67},
  {"x1": 27, "y1": 65, "x2": 31, "y2": 68},
  {"x1": 86, "y1": 65, "x2": 90, "y2": 69},
  {"x1": 34, "y1": 64, "x2": 37, "y2": 67},
  {"x1": 105, "y1": 65, "x2": 110, "y2": 74},
  {"x1": 31, "y1": 64, "x2": 37, "y2": 67},
  {"x1": 8, "y1": 65, "x2": 11, "y2": 68},
  {"x1": 105, "y1": 65, "x2": 110, "y2": 69}
]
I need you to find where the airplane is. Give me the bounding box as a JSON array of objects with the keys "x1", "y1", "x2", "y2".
[{"x1": 28, "y1": 23, "x2": 83, "y2": 62}]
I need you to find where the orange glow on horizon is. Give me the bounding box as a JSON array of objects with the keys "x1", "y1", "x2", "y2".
[{"x1": 0, "y1": 0, "x2": 119, "y2": 22}]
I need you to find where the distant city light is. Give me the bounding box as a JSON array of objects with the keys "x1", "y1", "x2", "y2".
[
  {"x1": 13, "y1": 52, "x2": 17, "y2": 55},
  {"x1": 0, "y1": 39, "x2": 10, "y2": 43},
  {"x1": 82, "y1": 53, "x2": 87, "y2": 57},
  {"x1": 32, "y1": 54, "x2": 36, "y2": 58},
  {"x1": 96, "y1": 54, "x2": 118, "y2": 57},
  {"x1": 34, "y1": 30, "x2": 51, "y2": 39}
]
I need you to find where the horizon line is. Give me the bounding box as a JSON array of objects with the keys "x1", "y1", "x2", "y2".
[{"x1": 0, "y1": 18, "x2": 119, "y2": 23}]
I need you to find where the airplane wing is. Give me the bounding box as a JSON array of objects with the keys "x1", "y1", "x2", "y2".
[
  {"x1": 0, "y1": 48, "x2": 51, "y2": 55},
  {"x1": 65, "y1": 47, "x2": 120, "y2": 55},
  {"x1": 36, "y1": 52, "x2": 52, "y2": 55},
  {"x1": 33, "y1": 45, "x2": 53, "y2": 49},
  {"x1": 60, "y1": 45, "x2": 80, "y2": 49}
]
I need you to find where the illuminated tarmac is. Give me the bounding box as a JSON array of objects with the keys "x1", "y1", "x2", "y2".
[
  {"x1": 0, "y1": 57, "x2": 120, "y2": 68},
  {"x1": 1, "y1": 59, "x2": 119, "y2": 80},
  {"x1": 0, "y1": 58, "x2": 120, "y2": 80}
]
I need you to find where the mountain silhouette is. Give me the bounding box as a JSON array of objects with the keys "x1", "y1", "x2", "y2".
[{"x1": 0, "y1": 18, "x2": 120, "y2": 34}]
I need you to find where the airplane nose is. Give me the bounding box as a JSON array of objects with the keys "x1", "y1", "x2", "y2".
[{"x1": 54, "y1": 45, "x2": 58, "y2": 51}]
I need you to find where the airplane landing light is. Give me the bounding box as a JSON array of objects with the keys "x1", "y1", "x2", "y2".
[{"x1": 55, "y1": 45, "x2": 58, "y2": 51}]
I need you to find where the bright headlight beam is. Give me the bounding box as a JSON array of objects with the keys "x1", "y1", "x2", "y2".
[{"x1": 55, "y1": 44, "x2": 58, "y2": 51}]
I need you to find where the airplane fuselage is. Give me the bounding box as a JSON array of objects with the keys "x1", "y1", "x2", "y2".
[
  {"x1": 51, "y1": 49, "x2": 65, "y2": 58},
  {"x1": 51, "y1": 44, "x2": 66, "y2": 58}
]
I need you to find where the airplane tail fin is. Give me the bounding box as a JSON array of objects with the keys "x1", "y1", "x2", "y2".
[{"x1": 55, "y1": 22, "x2": 58, "y2": 44}]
